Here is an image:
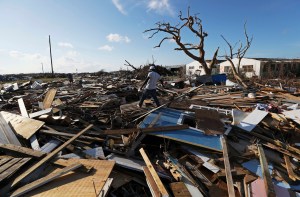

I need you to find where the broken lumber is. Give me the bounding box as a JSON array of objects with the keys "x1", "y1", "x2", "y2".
[
  {"x1": 10, "y1": 124, "x2": 93, "y2": 188},
  {"x1": 221, "y1": 136, "x2": 235, "y2": 197},
  {"x1": 0, "y1": 143, "x2": 45, "y2": 158},
  {"x1": 103, "y1": 124, "x2": 189, "y2": 135},
  {"x1": 10, "y1": 162, "x2": 82, "y2": 197},
  {"x1": 257, "y1": 144, "x2": 276, "y2": 197},
  {"x1": 139, "y1": 148, "x2": 169, "y2": 197}
]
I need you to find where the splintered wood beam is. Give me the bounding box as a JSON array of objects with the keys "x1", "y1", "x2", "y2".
[
  {"x1": 143, "y1": 166, "x2": 161, "y2": 197},
  {"x1": 139, "y1": 148, "x2": 169, "y2": 197},
  {"x1": 221, "y1": 136, "x2": 235, "y2": 197},
  {"x1": 11, "y1": 124, "x2": 93, "y2": 188},
  {"x1": 283, "y1": 154, "x2": 298, "y2": 181},
  {"x1": 10, "y1": 162, "x2": 82, "y2": 197},
  {"x1": 257, "y1": 144, "x2": 276, "y2": 197},
  {"x1": 0, "y1": 143, "x2": 45, "y2": 158}
]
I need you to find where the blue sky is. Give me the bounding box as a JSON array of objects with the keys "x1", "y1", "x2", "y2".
[{"x1": 0, "y1": 0, "x2": 299, "y2": 74}]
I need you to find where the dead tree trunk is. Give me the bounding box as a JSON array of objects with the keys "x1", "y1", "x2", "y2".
[{"x1": 144, "y1": 8, "x2": 219, "y2": 75}]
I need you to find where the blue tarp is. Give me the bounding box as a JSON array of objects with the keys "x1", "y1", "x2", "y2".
[{"x1": 212, "y1": 74, "x2": 227, "y2": 84}]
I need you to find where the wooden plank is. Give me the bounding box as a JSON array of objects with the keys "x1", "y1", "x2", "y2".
[
  {"x1": 103, "y1": 124, "x2": 189, "y2": 135},
  {"x1": 1, "y1": 111, "x2": 44, "y2": 140},
  {"x1": 0, "y1": 158, "x2": 22, "y2": 174},
  {"x1": 17, "y1": 98, "x2": 29, "y2": 117},
  {"x1": 195, "y1": 109, "x2": 224, "y2": 135},
  {"x1": 43, "y1": 88, "x2": 57, "y2": 109},
  {"x1": 39, "y1": 129, "x2": 104, "y2": 142},
  {"x1": 257, "y1": 144, "x2": 276, "y2": 197},
  {"x1": 25, "y1": 159, "x2": 115, "y2": 197},
  {"x1": 221, "y1": 136, "x2": 235, "y2": 197},
  {"x1": 11, "y1": 124, "x2": 93, "y2": 188},
  {"x1": 29, "y1": 108, "x2": 52, "y2": 118},
  {"x1": 0, "y1": 158, "x2": 30, "y2": 182},
  {"x1": 243, "y1": 176, "x2": 249, "y2": 197},
  {"x1": 250, "y1": 132, "x2": 300, "y2": 156},
  {"x1": 139, "y1": 148, "x2": 169, "y2": 197},
  {"x1": 143, "y1": 166, "x2": 161, "y2": 197},
  {"x1": 0, "y1": 143, "x2": 45, "y2": 158},
  {"x1": 126, "y1": 113, "x2": 162, "y2": 157},
  {"x1": 10, "y1": 162, "x2": 83, "y2": 197},
  {"x1": 237, "y1": 109, "x2": 268, "y2": 132},
  {"x1": 0, "y1": 157, "x2": 11, "y2": 166},
  {"x1": 0, "y1": 113, "x2": 21, "y2": 145},
  {"x1": 170, "y1": 182, "x2": 192, "y2": 197},
  {"x1": 283, "y1": 154, "x2": 299, "y2": 181},
  {"x1": 97, "y1": 178, "x2": 113, "y2": 197}
]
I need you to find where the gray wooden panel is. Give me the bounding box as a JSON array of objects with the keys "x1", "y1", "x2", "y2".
[
  {"x1": 0, "y1": 157, "x2": 11, "y2": 166},
  {"x1": 0, "y1": 113, "x2": 21, "y2": 145},
  {"x1": 0, "y1": 158, "x2": 30, "y2": 182},
  {"x1": 0, "y1": 158, "x2": 22, "y2": 174}
]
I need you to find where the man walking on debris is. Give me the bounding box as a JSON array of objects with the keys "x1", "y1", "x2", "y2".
[
  {"x1": 67, "y1": 73, "x2": 74, "y2": 85},
  {"x1": 138, "y1": 65, "x2": 164, "y2": 108}
]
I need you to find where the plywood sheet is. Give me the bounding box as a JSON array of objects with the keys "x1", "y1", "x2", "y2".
[
  {"x1": 43, "y1": 89, "x2": 57, "y2": 109},
  {"x1": 195, "y1": 109, "x2": 224, "y2": 135},
  {"x1": 0, "y1": 111, "x2": 44, "y2": 140},
  {"x1": 0, "y1": 113, "x2": 21, "y2": 145},
  {"x1": 170, "y1": 182, "x2": 192, "y2": 197},
  {"x1": 0, "y1": 157, "x2": 30, "y2": 182},
  {"x1": 282, "y1": 109, "x2": 300, "y2": 125},
  {"x1": 26, "y1": 159, "x2": 115, "y2": 197},
  {"x1": 237, "y1": 109, "x2": 268, "y2": 132}
]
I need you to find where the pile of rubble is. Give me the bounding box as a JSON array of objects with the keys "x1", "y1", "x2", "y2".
[{"x1": 0, "y1": 74, "x2": 300, "y2": 197}]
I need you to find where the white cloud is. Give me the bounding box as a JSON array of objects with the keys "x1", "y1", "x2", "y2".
[
  {"x1": 169, "y1": 38, "x2": 176, "y2": 43},
  {"x1": 9, "y1": 50, "x2": 42, "y2": 60},
  {"x1": 58, "y1": 42, "x2": 74, "y2": 48},
  {"x1": 66, "y1": 50, "x2": 79, "y2": 57},
  {"x1": 106, "y1": 33, "x2": 131, "y2": 43},
  {"x1": 98, "y1": 45, "x2": 114, "y2": 51},
  {"x1": 112, "y1": 0, "x2": 127, "y2": 15},
  {"x1": 147, "y1": 0, "x2": 174, "y2": 15}
]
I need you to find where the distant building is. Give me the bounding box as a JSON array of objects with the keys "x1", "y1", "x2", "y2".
[
  {"x1": 186, "y1": 60, "x2": 224, "y2": 76},
  {"x1": 219, "y1": 58, "x2": 300, "y2": 78},
  {"x1": 164, "y1": 64, "x2": 186, "y2": 75}
]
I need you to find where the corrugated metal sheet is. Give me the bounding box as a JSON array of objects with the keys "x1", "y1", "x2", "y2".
[{"x1": 139, "y1": 108, "x2": 222, "y2": 151}]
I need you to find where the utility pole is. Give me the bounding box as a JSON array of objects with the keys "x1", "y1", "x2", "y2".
[{"x1": 49, "y1": 35, "x2": 54, "y2": 78}]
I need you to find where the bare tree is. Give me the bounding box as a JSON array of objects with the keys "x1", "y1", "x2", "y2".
[
  {"x1": 144, "y1": 8, "x2": 219, "y2": 75},
  {"x1": 221, "y1": 22, "x2": 253, "y2": 88}
]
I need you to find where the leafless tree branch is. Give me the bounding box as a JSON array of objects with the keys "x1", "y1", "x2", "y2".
[{"x1": 144, "y1": 7, "x2": 218, "y2": 75}]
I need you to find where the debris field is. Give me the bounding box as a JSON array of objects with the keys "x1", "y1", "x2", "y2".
[{"x1": 0, "y1": 73, "x2": 300, "y2": 197}]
